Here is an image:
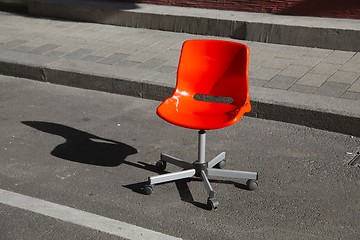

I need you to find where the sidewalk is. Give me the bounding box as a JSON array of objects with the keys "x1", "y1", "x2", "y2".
[
  {"x1": 0, "y1": 9, "x2": 359, "y2": 136},
  {"x1": 28, "y1": 0, "x2": 360, "y2": 51}
]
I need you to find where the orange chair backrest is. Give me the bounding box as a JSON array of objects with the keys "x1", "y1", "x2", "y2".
[{"x1": 176, "y1": 39, "x2": 250, "y2": 105}]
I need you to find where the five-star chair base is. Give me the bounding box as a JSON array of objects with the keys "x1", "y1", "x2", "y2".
[{"x1": 144, "y1": 130, "x2": 258, "y2": 210}]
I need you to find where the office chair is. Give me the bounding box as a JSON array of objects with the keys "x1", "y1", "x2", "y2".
[{"x1": 143, "y1": 39, "x2": 258, "y2": 210}]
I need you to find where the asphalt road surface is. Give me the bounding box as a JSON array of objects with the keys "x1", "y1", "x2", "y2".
[{"x1": 0, "y1": 75, "x2": 359, "y2": 240}]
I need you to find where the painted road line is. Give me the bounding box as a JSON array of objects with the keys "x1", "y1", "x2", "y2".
[{"x1": 0, "y1": 189, "x2": 182, "y2": 240}]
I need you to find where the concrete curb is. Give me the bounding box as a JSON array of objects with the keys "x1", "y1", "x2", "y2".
[
  {"x1": 28, "y1": 0, "x2": 360, "y2": 51},
  {"x1": 1, "y1": 53, "x2": 359, "y2": 137}
]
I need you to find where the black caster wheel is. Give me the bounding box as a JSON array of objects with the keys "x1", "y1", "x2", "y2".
[
  {"x1": 215, "y1": 160, "x2": 226, "y2": 169},
  {"x1": 143, "y1": 185, "x2": 153, "y2": 195},
  {"x1": 207, "y1": 198, "x2": 219, "y2": 210},
  {"x1": 155, "y1": 160, "x2": 167, "y2": 171},
  {"x1": 246, "y1": 179, "x2": 258, "y2": 191}
]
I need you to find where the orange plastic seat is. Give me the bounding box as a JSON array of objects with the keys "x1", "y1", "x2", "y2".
[
  {"x1": 157, "y1": 39, "x2": 251, "y2": 130},
  {"x1": 144, "y1": 40, "x2": 257, "y2": 210}
]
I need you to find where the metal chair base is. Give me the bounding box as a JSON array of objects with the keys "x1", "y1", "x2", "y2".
[{"x1": 144, "y1": 130, "x2": 258, "y2": 210}]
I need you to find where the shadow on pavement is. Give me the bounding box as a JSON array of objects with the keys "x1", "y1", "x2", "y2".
[
  {"x1": 22, "y1": 121, "x2": 137, "y2": 167},
  {"x1": 23, "y1": 121, "x2": 247, "y2": 210}
]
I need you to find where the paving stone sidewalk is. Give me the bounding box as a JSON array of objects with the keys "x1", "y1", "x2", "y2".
[
  {"x1": 1, "y1": 11, "x2": 359, "y2": 100},
  {"x1": 0, "y1": 10, "x2": 359, "y2": 137}
]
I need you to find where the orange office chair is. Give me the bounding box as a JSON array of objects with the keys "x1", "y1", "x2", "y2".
[{"x1": 144, "y1": 39, "x2": 258, "y2": 210}]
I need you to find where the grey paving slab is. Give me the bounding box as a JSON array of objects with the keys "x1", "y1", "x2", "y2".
[
  {"x1": 251, "y1": 50, "x2": 278, "y2": 62},
  {"x1": 322, "y1": 50, "x2": 356, "y2": 65},
  {"x1": 169, "y1": 43, "x2": 183, "y2": 51},
  {"x1": 1, "y1": 39, "x2": 28, "y2": 49},
  {"x1": 135, "y1": 36, "x2": 164, "y2": 47},
  {"x1": 250, "y1": 67, "x2": 281, "y2": 80},
  {"x1": 293, "y1": 56, "x2": 323, "y2": 67},
  {"x1": 51, "y1": 21, "x2": 76, "y2": 30},
  {"x1": 97, "y1": 53, "x2": 130, "y2": 65},
  {"x1": 253, "y1": 42, "x2": 284, "y2": 52},
  {"x1": 279, "y1": 65, "x2": 312, "y2": 78},
  {"x1": 117, "y1": 44, "x2": 150, "y2": 55},
  {"x1": 303, "y1": 48, "x2": 333, "y2": 58},
  {"x1": 70, "y1": 27, "x2": 102, "y2": 39},
  {"x1": 114, "y1": 35, "x2": 146, "y2": 47},
  {"x1": 86, "y1": 39, "x2": 118, "y2": 49},
  {"x1": 161, "y1": 57, "x2": 180, "y2": 68},
  {"x1": 138, "y1": 57, "x2": 167, "y2": 70},
  {"x1": 153, "y1": 49, "x2": 180, "y2": 61},
  {"x1": 246, "y1": 43, "x2": 265, "y2": 54},
  {"x1": 249, "y1": 60, "x2": 265, "y2": 73},
  {"x1": 314, "y1": 82, "x2": 350, "y2": 98},
  {"x1": 264, "y1": 75, "x2": 298, "y2": 90},
  {"x1": 155, "y1": 65, "x2": 177, "y2": 74},
  {"x1": 11, "y1": 45, "x2": 34, "y2": 53},
  {"x1": 249, "y1": 78, "x2": 268, "y2": 87},
  {"x1": 89, "y1": 46, "x2": 125, "y2": 58},
  {"x1": 28, "y1": 43, "x2": 61, "y2": 55},
  {"x1": 44, "y1": 50, "x2": 67, "y2": 58},
  {"x1": 60, "y1": 22, "x2": 91, "y2": 34},
  {"x1": 149, "y1": 39, "x2": 182, "y2": 52},
  {"x1": 0, "y1": 35, "x2": 15, "y2": 44},
  {"x1": 275, "y1": 48, "x2": 307, "y2": 60},
  {"x1": 63, "y1": 48, "x2": 94, "y2": 60},
  {"x1": 263, "y1": 57, "x2": 294, "y2": 70},
  {"x1": 45, "y1": 37, "x2": 85, "y2": 47},
  {"x1": 309, "y1": 62, "x2": 342, "y2": 76},
  {"x1": 46, "y1": 44, "x2": 88, "y2": 58},
  {"x1": 296, "y1": 73, "x2": 330, "y2": 87},
  {"x1": 340, "y1": 62, "x2": 360, "y2": 73},
  {"x1": 348, "y1": 78, "x2": 360, "y2": 93},
  {"x1": 115, "y1": 60, "x2": 140, "y2": 68},
  {"x1": 342, "y1": 91, "x2": 360, "y2": 100},
  {"x1": 0, "y1": 48, "x2": 59, "y2": 66},
  {"x1": 348, "y1": 52, "x2": 360, "y2": 64},
  {"x1": 79, "y1": 55, "x2": 103, "y2": 63},
  {"x1": 288, "y1": 84, "x2": 317, "y2": 94},
  {"x1": 126, "y1": 50, "x2": 159, "y2": 63},
  {"x1": 327, "y1": 71, "x2": 360, "y2": 84}
]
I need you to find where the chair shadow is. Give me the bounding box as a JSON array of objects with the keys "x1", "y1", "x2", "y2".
[
  {"x1": 22, "y1": 121, "x2": 137, "y2": 167},
  {"x1": 23, "y1": 121, "x2": 246, "y2": 210}
]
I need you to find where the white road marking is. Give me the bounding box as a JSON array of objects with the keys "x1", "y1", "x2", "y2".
[{"x1": 0, "y1": 189, "x2": 182, "y2": 240}]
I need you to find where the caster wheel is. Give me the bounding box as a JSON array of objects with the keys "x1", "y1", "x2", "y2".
[
  {"x1": 207, "y1": 198, "x2": 219, "y2": 210},
  {"x1": 143, "y1": 185, "x2": 153, "y2": 195},
  {"x1": 215, "y1": 160, "x2": 226, "y2": 169},
  {"x1": 155, "y1": 160, "x2": 166, "y2": 171},
  {"x1": 246, "y1": 179, "x2": 258, "y2": 191}
]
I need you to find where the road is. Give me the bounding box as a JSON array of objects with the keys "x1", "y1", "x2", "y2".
[{"x1": 0, "y1": 75, "x2": 359, "y2": 239}]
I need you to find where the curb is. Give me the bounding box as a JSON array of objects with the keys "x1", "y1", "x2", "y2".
[{"x1": 1, "y1": 56, "x2": 359, "y2": 137}]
